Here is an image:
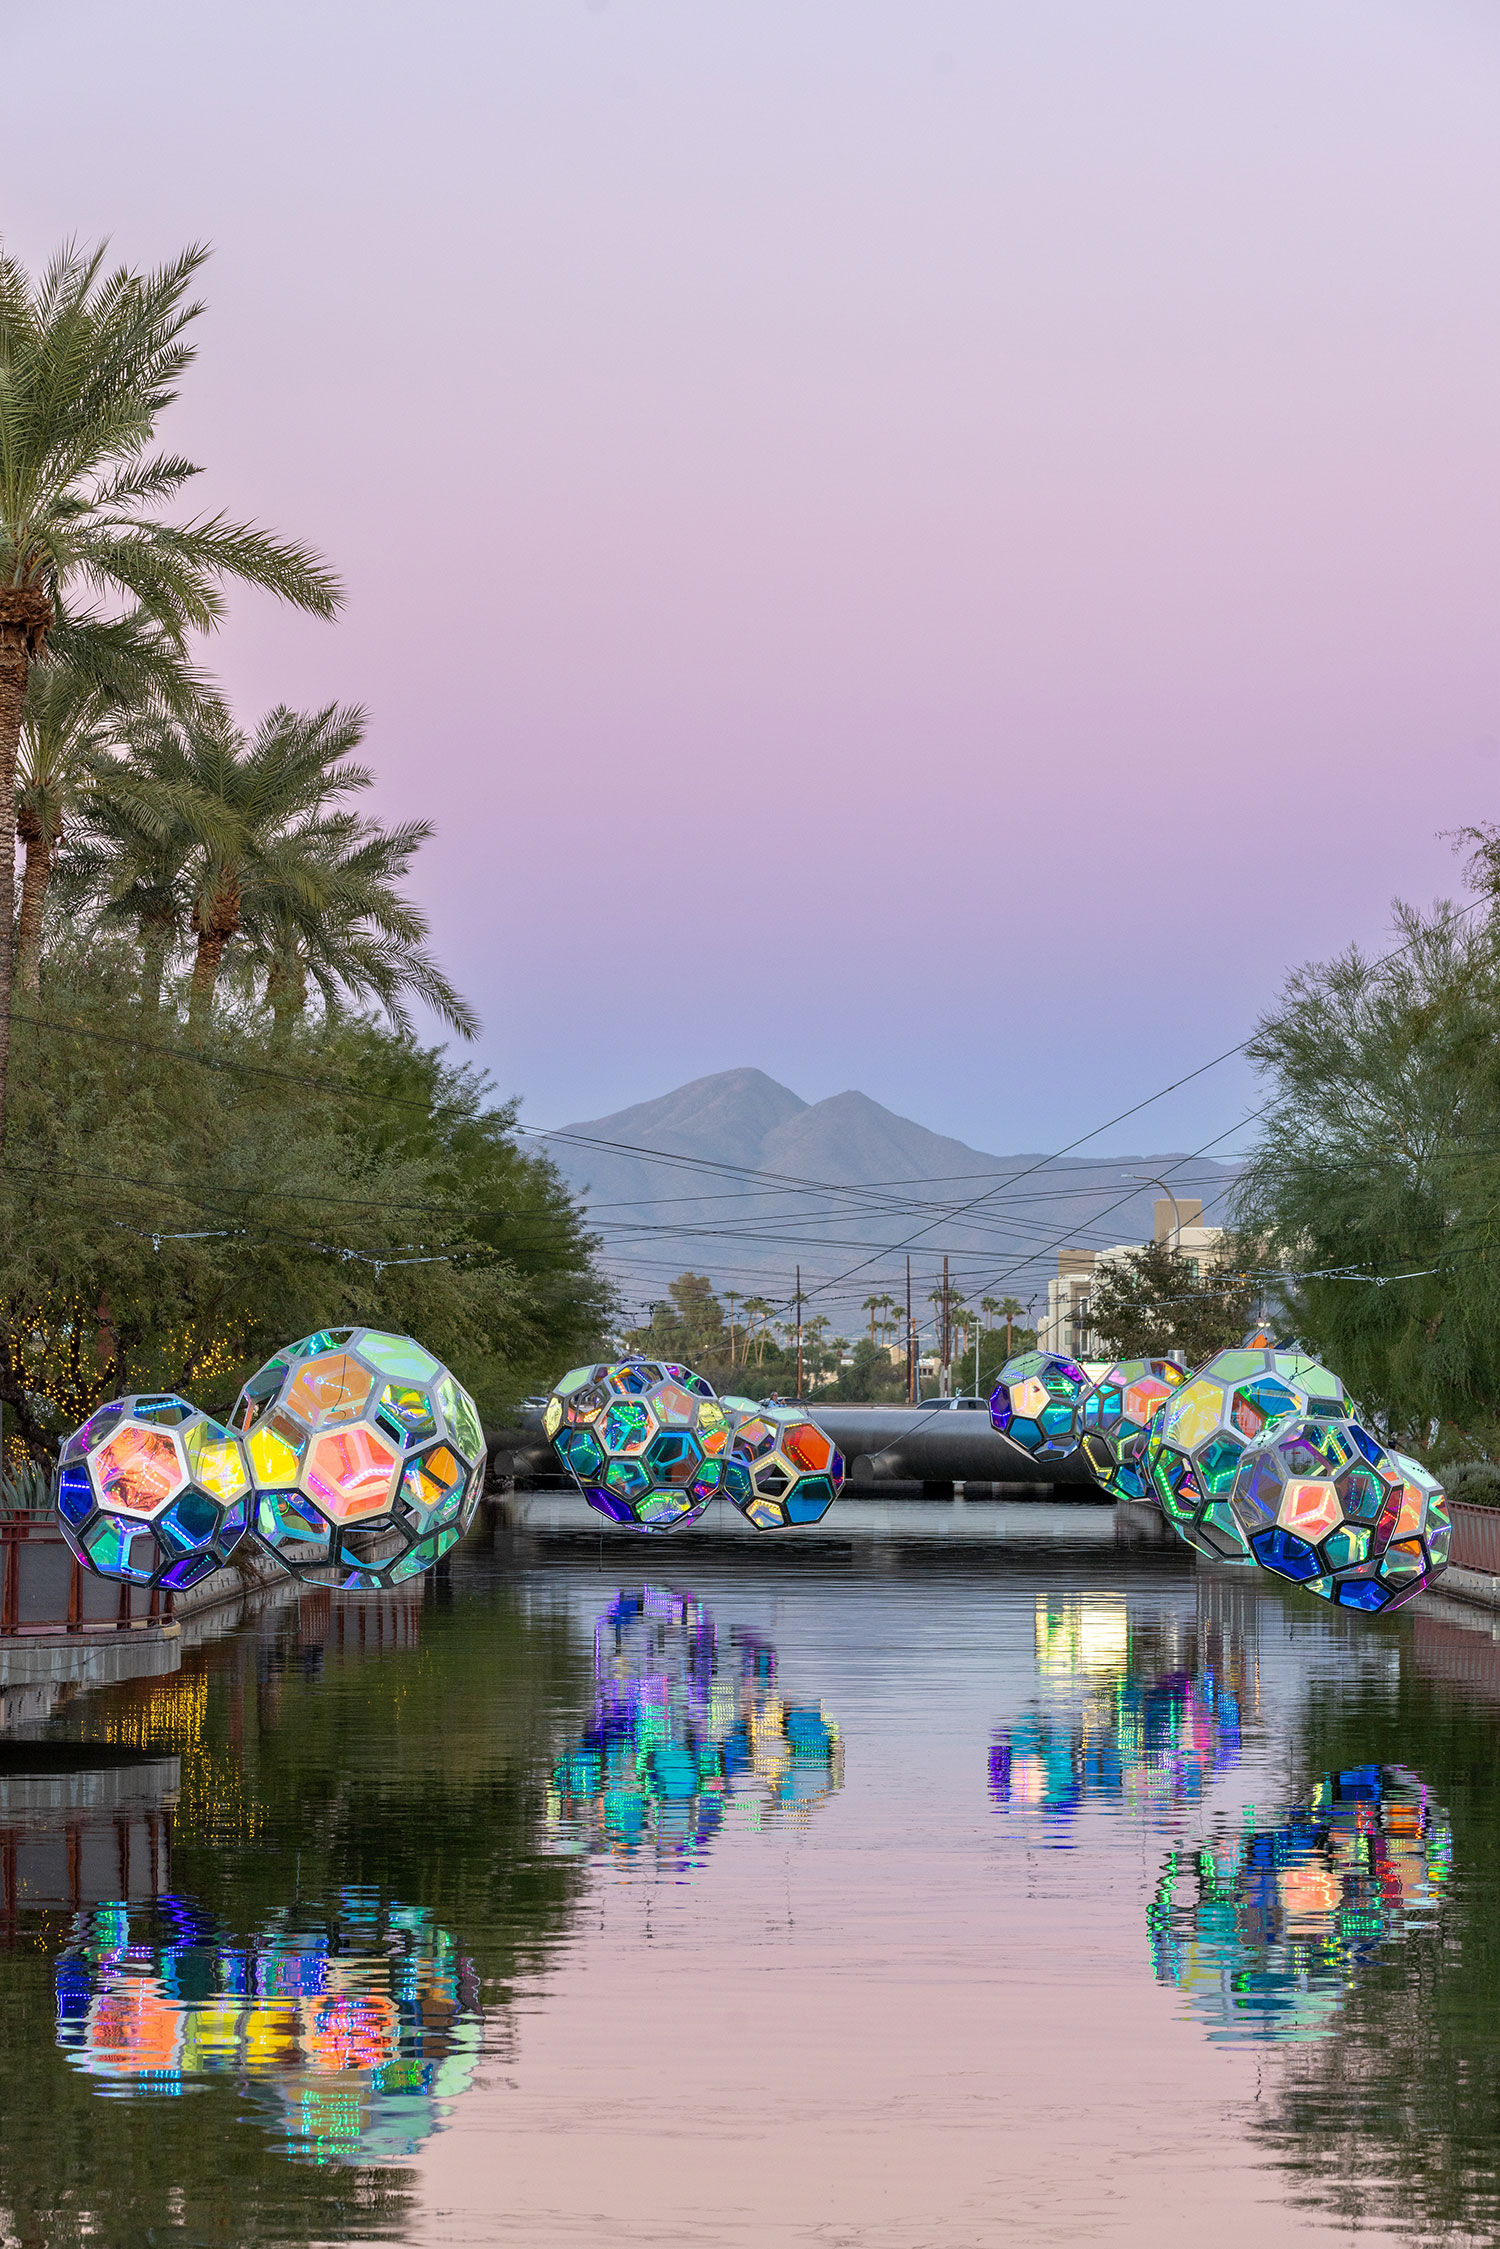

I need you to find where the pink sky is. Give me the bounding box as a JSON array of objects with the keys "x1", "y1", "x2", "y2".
[{"x1": 12, "y1": 1, "x2": 1500, "y2": 1157}]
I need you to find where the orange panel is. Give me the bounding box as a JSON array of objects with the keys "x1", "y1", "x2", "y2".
[{"x1": 304, "y1": 1426, "x2": 398, "y2": 1522}]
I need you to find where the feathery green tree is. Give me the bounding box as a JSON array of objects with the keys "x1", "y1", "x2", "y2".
[{"x1": 0, "y1": 240, "x2": 339, "y2": 1127}]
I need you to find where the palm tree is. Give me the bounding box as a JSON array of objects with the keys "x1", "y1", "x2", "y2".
[
  {"x1": 725, "y1": 1290, "x2": 741, "y2": 1367},
  {"x1": 0, "y1": 240, "x2": 340, "y2": 1126},
  {"x1": 861, "y1": 1294, "x2": 884, "y2": 1344},
  {"x1": 999, "y1": 1296, "x2": 1026, "y2": 1356},
  {"x1": 14, "y1": 615, "x2": 204, "y2": 992},
  {"x1": 980, "y1": 1295, "x2": 1000, "y2": 1331},
  {"x1": 741, "y1": 1297, "x2": 773, "y2": 1367}
]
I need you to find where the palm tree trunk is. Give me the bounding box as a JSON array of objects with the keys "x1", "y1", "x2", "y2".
[
  {"x1": 188, "y1": 932, "x2": 228, "y2": 1029},
  {"x1": 14, "y1": 813, "x2": 54, "y2": 997},
  {"x1": 0, "y1": 592, "x2": 51, "y2": 1142}
]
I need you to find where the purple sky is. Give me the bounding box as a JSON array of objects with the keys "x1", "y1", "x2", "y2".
[{"x1": 13, "y1": 1, "x2": 1500, "y2": 1159}]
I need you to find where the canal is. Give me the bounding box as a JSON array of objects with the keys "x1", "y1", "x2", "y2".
[{"x1": 1, "y1": 1498, "x2": 1497, "y2": 2247}]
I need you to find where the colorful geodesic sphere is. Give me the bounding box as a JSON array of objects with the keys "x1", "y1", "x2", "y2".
[
  {"x1": 719, "y1": 1396, "x2": 844, "y2": 1529},
  {"x1": 988, "y1": 1350, "x2": 1089, "y2": 1462},
  {"x1": 1075, "y1": 1358, "x2": 1186, "y2": 1499},
  {"x1": 231, "y1": 1329, "x2": 486, "y2": 1589},
  {"x1": 546, "y1": 1359, "x2": 731, "y2": 1532},
  {"x1": 1228, "y1": 1414, "x2": 1451, "y2": 1611},
  {"x1": 56, "y1": 1396, "x2": 252, "y2": 1594},
  {"x1": 1142, "y1": 1341, "x2": 1347, "y2": 1563}
]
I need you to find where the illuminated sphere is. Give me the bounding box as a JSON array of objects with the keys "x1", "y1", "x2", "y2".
[
  {"x1": 1228, "y1": 1413, "x2": 1451, "y2": 1611},
  {"x1": 988, "y1": 1350, "x2": 1090, "y2": 1462},
  {"x1": 547, "y1": 1360, "x2": 729, "y2": 1532},
  {"x1": 1141, "y1": 1342, "x2": 1346, "y2": 1563},
  {"x1": 56, "y1": 1395, "x2": 252, "y2": 1594},
  {"x1": 720, "y1": 1398, "x2": 844, "y2": 1529},
  {"x1": 1075, "y1": 1357, "x2": 1187, "y2": 1499},
  {"x1": 231, "y1": 1328, "x2": 486, "y2": 1589}
]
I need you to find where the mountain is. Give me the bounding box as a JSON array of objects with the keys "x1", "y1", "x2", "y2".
[{"x1": 545, "y1": 1069, "x2": 1240, "y2": 1325}]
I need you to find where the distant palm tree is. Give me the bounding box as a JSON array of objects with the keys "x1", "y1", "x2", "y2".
[
  {"x1": 980, "y1": 1296, "x2": 1000, "y2": 1331},
  {"x1": 999, "y1": 1296, "x2": 1026, "y2": 1355},
  {"x1": 861, "y1": 1293, "x2": 884, "y2": 1344},
  {"x1": 0, "y1": 240, "x2": 339, "y2": 1126},
  {"x1": 741, "y1": 1297, "x2": 773, "y2": 1367}
]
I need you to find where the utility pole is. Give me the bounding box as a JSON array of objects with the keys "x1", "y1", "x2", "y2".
[
  {"x1": 795, "y1": 1265, "x2": 803, "y2": 1399},
  {"x1": 941, "y1": 1253, "x2": 951, "y2": 1398},
  {"x1": 906, "y1": 1256, "x2": 914, "y2": 1405}
]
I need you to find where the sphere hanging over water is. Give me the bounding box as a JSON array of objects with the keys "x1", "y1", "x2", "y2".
[
  {"x1": 719, "y1": 1398, "x2": 844, "y2": 1529},
  {"x1": 1142, "y1": 1341, "x2": 1347, "y2": 1563},
  {"x1": 548, "y1": 1359, "x2": 729, "y2": 1532},
  {"x1": 1229, "y1": 1411, "x2": 1451, "y2": 1609},
  {"x1": 1075, "y1": 1357, "x2": 1186, "y2": 1499},
  {"x1": 56, "y1": 1395, "x2": 252, "y2": 1593},
  {"x1": 989, "y1": 1350, "x2": 1090, "y2": 1462},
  {"x1": 231, "y1": 1327, "x2": 486, "y2": 1589}
]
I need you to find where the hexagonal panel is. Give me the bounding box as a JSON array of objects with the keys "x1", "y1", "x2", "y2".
[
  {"x1": 284, "y1": 1353, "x2": 374, "y2": 1427},
  {"x1": 644, "y1": 1431, "x2": 701, "y2": 1487},
  {"x1": 304, "y1": 1425, "x2": 399, "y2": 1523},
  {"x1": 1280, "y1": 1479, "x2": 1342, "y2": 1540},
  {"x1": 602, "y1": 1400, "x2": 654, "y2": 1454},
  {"x1": 84, "y1": 1518, "x2": 158, "y2": 1581},
  {"x1": 93, "y1": 1426, "x2": 184, "y2": 1517},
  {"x1": 158, "y1": 1487, "x2": 224, "y2": 1554},
  {"x1": 783, "y1": 1424, "x2": 833, "y2": 1474},
  {"x1": 355, "y1": 1332, "x2": 441, "y2": 1385}
]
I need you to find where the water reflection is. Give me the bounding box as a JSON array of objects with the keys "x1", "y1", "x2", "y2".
[
  {"x1": 1149, "y1": 1764, "x2": 1451, "y2": 2044},
  {"x1": 56, "y1": 1887, "x2": 481, "y2": 2163},
  {"x1": 988, "y1": 1595, "x2": 1244, "y2": 1833},
  {"x1": 546, "y1": 1586, "x2": 843, "y2": 1866}
]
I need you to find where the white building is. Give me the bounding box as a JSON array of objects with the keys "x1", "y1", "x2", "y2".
[{"x1": 1037, "y1": 1198, "x2": 1225, "y2": 1361}]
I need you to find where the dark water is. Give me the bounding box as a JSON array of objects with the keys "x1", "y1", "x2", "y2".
[{"x1": 2, "y1": 1498, "x2": 1500, "y2": 2247}]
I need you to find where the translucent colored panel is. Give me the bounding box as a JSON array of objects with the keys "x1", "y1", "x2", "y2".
[
  {"x1": 554, "y1": 1366, "x2": 597, "y2": 1396},
  {"x1": 563, "y1": 1430, "x2": 605, "y2": 1480},
  {"x1": 689, "y1": 1460, "x2": 723, "y2": 1501},
  {"x1": 652, "y1": 1384, "x2": 696, "y2": 1424},
  {"x1": 1197, "y1": 1503, "x2": 1247, "y2": 1559},
  {"x1": 248, "y1": 1413, "x2": 307, "y2": 1488},
  {"x1": 58, "y1": 1466, "x2": 93, "y2": 1527},
  {"x1": 416, "y1": 1443, "x2": 463, "y2": 1497},
  {"x1": 753, "y1": 1458, "x2": 792, "y2": 1498},
  {"x1": 1010, "y1": 1378, "x2": 1050, "y2": 1419},
  {"x1": 355, "y1": 1332, "x2": 441, "y2": 1384},
  {"x1": 731, "y1": 1418, "x2": 777, "y2": 1461},
  {"x1": 638, "y1": 1490, "x2": 694, "y2": 1527},
  {"x1": 1197, "y1": 1437, "x2": 1243, "y2": 1494},
  {"x1": 1251, "y1": 1526, "x2": 1321, "y2": 1581},
  {"x1": 1300, "y1": 1366, "x2": 1344, "y2": 1400},
  {"x1": 1123, "y1": 1378, "x2": 1172, "y2": 1427},
  {"x1": 183, "y1": 1420, "x2": 248, "y2": 1503},
  {"x1": 290, "y1": 1330, "x2": 347, "y2": 1359},
  {"x1": 158, "y1": 1488, "x2": 222, "y2": 1553},
  {"x1": 1321, "y1": 1525, "x2": 1369, "y2": 1570},
  {"x1": 605, "y1": 1457, "x2": 651, "y2": 1499},
  {"x1": 779, "y1": 1422, "x2": 831, "y2": 1474},
  {"x1": 1165, "y1": 1383, "x2": 1222, "y2": 1450},
  {"x1": 605, "y1": 1364, "x2": 653, "y2": 1396},
  {"x1": 133, "y1": 1396, "x2": 192, "y2": 1427},
  {"x1": 583, "y1": 1485, "x2": 635, "y2": 1525},
  {"x1": 723, "y1": 1460, "x2": 752, "y2": 1502},
  {"x1": 446, "y1": 1383, "x2": 484, "y2": 1460},
  {"x1": 1336, "y1": 1578, "x2": 1389, "y2": 1610},
  {"x1": 84, "y1": 1517, "x2": 158, "y2": 1581},
  {"x1": 71, "y1": 1400, "x2": 128, "y2": 1459},
  {"x1": 543, "y1": 1397, "x2": 564, "y2": 1438},
  {"x1": 645, "y1": 1431, "x2": 701, "y2": 1485},
  {"x1": 745, "y1": 1496, "x2": 786, "y2": 1530},
  {"x1": 373, "y1": 1382, "x2": 437, "y2": 1444},
  {"x1": 1379, "y1": 1541, "x2": 1425, "y2": 1582},
  {"x1": 697, "y1": 1400, "x2": 729, "y2": 1438},
  {"x1": 787, "y1": 1475, "x2": 835, "y2": 1522},
  {"x1": 160, "y1": 1553, "x2": 217, "y2": 1591},
  {"x1": 284, "y1": 1354, "x2": 374, "y2": 1427},
  {"x1": 1204, "y1": 1352, "x2": 1258, "y2": 1381},
  {"x1": 256, "y1": 1491, "x2": 327, "y2": 1542},
  {"x1": 1280, "y1": 1480, "x2": 1342, "y2": 1539},
  {"x1": 602, "y1": 1400, "x2": 653, "y2": 1454},
  {"x1": 699, "y1": 1424, "x2": 730, "y2": 1458},
  {"x1": 1337, "y1": 1468, "x2": 1385, "y2": 1525},
  {"x1": 304, "y1": 1426, "x2": 399, "y2": 1522},
  {"x1": 93, "y1": 1426, "x2": 183, "y2": 1516}
]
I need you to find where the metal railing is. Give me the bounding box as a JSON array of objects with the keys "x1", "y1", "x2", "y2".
[{"x1": 1449, "y1": 1501, "x2": 1500, "y2": 1577}]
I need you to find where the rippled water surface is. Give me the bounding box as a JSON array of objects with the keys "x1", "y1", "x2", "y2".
[{"x1": 3, "y1": 1497, "x2": 1500, "y2": 2247}]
